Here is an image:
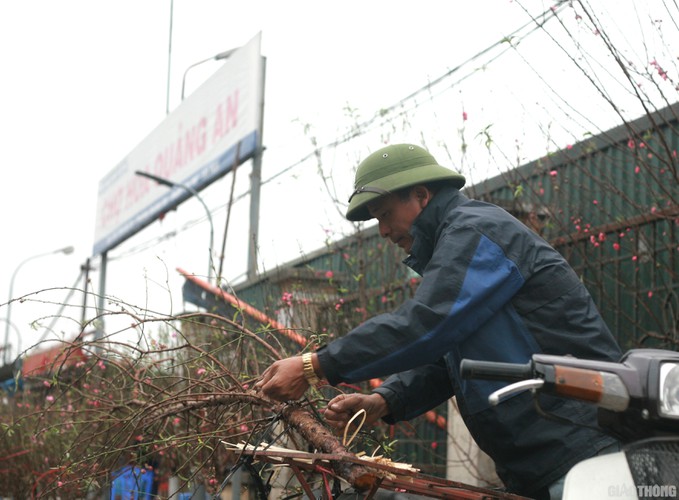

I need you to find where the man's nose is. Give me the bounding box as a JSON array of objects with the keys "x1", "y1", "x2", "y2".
[{"x1": 378, "y1": 220, "x2": 390, "y2": 238}]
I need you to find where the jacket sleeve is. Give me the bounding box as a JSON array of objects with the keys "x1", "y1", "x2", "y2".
[
  {"x1": 317, "y1": 224, "x2": 526, "y2": 386},
  {"x1": 372, "y1": 358, "x2": 454, "y2": 423}
]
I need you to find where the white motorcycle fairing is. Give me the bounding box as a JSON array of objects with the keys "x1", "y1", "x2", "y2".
[{"x1": 562, "y1": 451, "x2": 637, "y2": 499}]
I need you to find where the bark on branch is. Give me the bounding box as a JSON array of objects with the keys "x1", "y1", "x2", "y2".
[{"x1": 280, "y1": 403, "x2": 377, "y2": 491}]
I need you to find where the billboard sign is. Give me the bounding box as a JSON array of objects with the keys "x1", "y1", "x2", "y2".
[{"x1": 93, "y1": 32, "x2": 263, "y2": 255}]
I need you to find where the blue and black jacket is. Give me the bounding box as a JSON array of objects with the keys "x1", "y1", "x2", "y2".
[{"x1": 316, "y1": 185, "x2": 622, "y2": 497}]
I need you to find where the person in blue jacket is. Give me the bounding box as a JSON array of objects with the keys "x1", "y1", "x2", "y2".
[{"x1": 256, "y1": 143, "x2": 622, "y2": 499}]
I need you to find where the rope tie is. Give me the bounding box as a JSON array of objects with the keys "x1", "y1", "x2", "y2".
[{"x1": 342, "y1": 409, "x2": 366, "y2": 448}]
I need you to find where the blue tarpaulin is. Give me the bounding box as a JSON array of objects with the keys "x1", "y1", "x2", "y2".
[
  {"x1": 111, "y1": 465, "x2": 154, "y2": 500},
  {"x1": 0, "y1": 377, "x2": 21, "y2": 395}
]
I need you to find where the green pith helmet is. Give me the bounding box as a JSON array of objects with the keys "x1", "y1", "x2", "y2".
[{"x1": 346, "y1": 143, "x2": 466, "y2": 221}]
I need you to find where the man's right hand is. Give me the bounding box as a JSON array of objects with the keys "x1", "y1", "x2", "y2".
[{"x1": 323, "y1": 393, "x2": 390, "y2": 430}]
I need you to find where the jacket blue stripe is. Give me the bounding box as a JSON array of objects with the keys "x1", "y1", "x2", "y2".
[{"x1": 343, "y1": 235, "x2": 527, "y2": 381}]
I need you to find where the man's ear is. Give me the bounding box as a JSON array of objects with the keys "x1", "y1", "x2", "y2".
[{"x1": 412, "y1": 185, "x2": 433, "y2": 208}]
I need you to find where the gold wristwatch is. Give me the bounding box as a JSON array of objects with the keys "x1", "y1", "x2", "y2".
[{"x1": 302, "y1": 352, "x2": 320, "y2": 387}]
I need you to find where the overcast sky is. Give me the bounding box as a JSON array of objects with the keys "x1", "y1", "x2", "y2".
[{"x1": 1, "y1": 1, "x2": 675, "y2": 360}]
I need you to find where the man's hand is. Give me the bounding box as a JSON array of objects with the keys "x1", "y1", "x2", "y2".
[
  {"x1": 324, "y1": 393, "x2": 390, "y2": 430},
  {"x1": 255, "y1": 357, "x2": 308, "y2": 402}
]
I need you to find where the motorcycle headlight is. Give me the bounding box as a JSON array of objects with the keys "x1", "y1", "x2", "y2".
[{"x1": 658, "y1": 362, "x2": 679, "y2": 418}]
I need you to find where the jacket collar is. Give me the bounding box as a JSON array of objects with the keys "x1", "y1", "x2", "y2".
[{"x1": 403, "y1": 185, "x2": 467, "y2": 275}]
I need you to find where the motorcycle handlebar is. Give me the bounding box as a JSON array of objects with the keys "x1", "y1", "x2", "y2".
[
  {"x1": 459, "y1": 359, "x2": 533, "y2": 382},
  {"x1": 460, "y1": 355, "x2": 636, "y2": 411}
]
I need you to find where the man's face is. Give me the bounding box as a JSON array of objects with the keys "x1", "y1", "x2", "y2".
[{"x1": 367, "y1": 188, "x2": 427, "y2": 254}]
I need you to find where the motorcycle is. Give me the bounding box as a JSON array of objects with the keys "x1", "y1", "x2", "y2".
[{"x1": 460, "y1": 348, "x2": 679, "y2": 499}]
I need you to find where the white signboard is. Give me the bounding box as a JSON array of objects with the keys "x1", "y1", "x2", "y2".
[{"x1": 93, "y1": 32, "x2": 263, "y2": 255}]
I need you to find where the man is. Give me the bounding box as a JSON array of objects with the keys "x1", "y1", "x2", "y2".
[{"x1": 256, "y1": 143, "x2": 622, "y2": 499}]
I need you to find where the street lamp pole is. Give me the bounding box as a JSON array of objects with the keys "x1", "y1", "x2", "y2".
[
  {"x1": 3, "y1": 245, "x2": 74, "y2": 364},
  {"x1": 135, "y1": 171, "x2": 215, "y2": 284},
  {"x1": 0, "y1": 318, "x2": 21, "y2": 363},
  {"x1": 180, "y1": 48, "x2": 238, "y2": 101}
]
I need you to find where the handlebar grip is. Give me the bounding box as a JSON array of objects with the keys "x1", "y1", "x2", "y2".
[{"x1": 460, "y1": 359, "x2": 533, "y2": 382}]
